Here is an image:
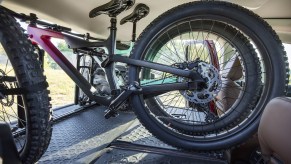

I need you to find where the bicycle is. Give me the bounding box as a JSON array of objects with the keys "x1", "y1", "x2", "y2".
[{"x1": 0, "y1": 0, "x2": 289, "y2": 163}]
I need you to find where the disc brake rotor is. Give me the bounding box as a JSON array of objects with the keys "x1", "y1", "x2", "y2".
[{"x1": 179, "y1": 62, "x2": 222, "y2": 103}]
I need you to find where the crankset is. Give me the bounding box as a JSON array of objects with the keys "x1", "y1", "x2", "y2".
[{"x1": 104, "y1": 81, "x2": 141, "y2": 119}]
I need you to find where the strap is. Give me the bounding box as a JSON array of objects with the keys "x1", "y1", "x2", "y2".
[{"x1": 0, "y1": 82, "x2": 48, "y2": 96}]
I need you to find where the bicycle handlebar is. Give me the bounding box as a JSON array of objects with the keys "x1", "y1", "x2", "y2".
[{"x1": 3, "y1": 7, "x2": 107, "y2": 41}]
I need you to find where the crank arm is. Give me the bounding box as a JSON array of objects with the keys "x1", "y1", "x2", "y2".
[
  {"x1": 0, "y1": 82, "x2": 48, "y2": 99},
  {"x1": 105, "y1": 82, "x2": 140, "y2": 119},
  {"x1": 0, "y1": 76, "x2": 17, "y2": 83},
  {"x1": 0, "y1": 88, "x2": 25, "y2": 96}
]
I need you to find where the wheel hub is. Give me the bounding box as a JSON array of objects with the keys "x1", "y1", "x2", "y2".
[{"x1": 179, "y1": 62, "x2": 221, "y2": 103}]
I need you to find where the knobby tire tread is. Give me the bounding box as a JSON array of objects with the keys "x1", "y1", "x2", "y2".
[{"x1": 0, "y1": 6, "x2": 52, "y2": 164}]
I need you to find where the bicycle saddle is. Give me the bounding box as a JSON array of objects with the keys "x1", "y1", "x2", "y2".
[
  {"x1": 89, "y1": 0, "x2": 135, "y2": 18},
  {"x1": 120, "y1": 3, "x2": 149, "y2": 25}
]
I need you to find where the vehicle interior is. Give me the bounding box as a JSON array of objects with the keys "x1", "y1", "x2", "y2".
[
  {"x1": 0, "y1": 0, "x2": 290, "y2": 163},
  {"x1": 2, "y1": 0, "x2": 291, "y2": 43}
]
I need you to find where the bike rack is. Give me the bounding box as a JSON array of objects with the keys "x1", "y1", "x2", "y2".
[
  {"x1": 95, "y1": 120, "x2": 229, "y2": 163},
  {"x1": 54, "y1": 105, "x2": 229, "y2": 163},
  {"x1": 0, "y1": 122, "x2": 21, "y2": 164},
  {"x1": 7, "y1": 105, "x2": 229, "y2": 163},
  {"x1": 286, "y1": 85, "x2": 291, "y2": 97}
]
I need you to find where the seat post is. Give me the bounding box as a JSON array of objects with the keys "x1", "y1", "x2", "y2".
[
  {"x1": 132, "y1": 21, "x2": 137, "y2": 42},
  {"x1": 108, "y1": 17, "x2": 117, "y2": 56}
]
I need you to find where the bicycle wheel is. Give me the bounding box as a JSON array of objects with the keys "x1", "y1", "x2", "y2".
[
  {"x1": 128, "y1": 1, "x2": 289, "y2": 150},
  {"x1": 0, "y1": 6, "x2": 52, "y2": 163},
  {"x1": 142, "y1": 20, "x2": 260, "y2": 135}
]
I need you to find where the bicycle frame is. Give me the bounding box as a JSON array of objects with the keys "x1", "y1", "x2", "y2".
[{"x1": 27, "y1": 17, "x2": 204, "y2": 107}]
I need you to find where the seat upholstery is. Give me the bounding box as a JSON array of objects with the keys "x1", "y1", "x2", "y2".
[
  {"x1": 258, "y1": 97, "x2": 291, "y2": 164},
  {"x1": 215, "y1": 78, "x2": 241, "y2": 114},
  {"x1": 216, "y1": 55, "x2": 242, "y2": 114}
]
